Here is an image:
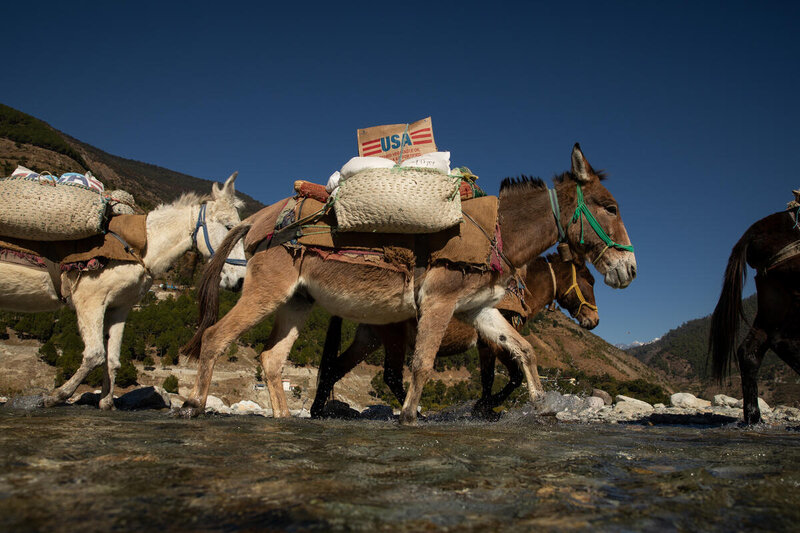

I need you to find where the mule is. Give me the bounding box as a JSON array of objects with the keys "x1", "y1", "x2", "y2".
[
  {"x1": 0, "y1": 174, "x2": 246, "y2": 410},
  {"x1": 310, "y1": 253, "x2": 599, "y2": 418},
  {"x1": 709, "y1": 209, "x2": 800, "y2": 424},
  {"x1": 182, "y1": 144, "x2": 636, "y2": 424}
]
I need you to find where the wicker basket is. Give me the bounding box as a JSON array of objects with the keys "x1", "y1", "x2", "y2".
[
  {"x1": 334, "y1": 167, "x2": 462, "y2": 233},
  {"x1": 0, "y1": 177, "x2": 108, "y2": 241}
]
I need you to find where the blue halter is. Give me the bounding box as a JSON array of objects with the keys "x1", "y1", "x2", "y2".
[{"x1": 192, "y1": 203, "x2": 248, "y2": 267}]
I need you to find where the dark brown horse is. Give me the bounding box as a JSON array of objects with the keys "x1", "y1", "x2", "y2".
[
  {"x1": 310, "y1": 253, "x2": 599, "y2": 418},
  {"x1": 182, "y1": 144, "x2": 635, "y2": 424},
  {"x1": 709, "y1": 209, "x2": 800, "y2": 424}
]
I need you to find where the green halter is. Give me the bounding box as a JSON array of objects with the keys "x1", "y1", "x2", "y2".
[{"x1": 549, "y1": 184, "x2": 635, "y2": 255}]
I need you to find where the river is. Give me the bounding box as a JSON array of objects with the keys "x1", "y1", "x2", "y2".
[{"x1": 1, "y1": 407, "x2": 798, "y2": 532}]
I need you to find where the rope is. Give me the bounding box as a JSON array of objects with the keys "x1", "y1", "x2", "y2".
[
  {"x1": 570, "y1": 184, "x2": 634, "y2": 253},
  {"x1": 563, "y1": 262, "x2": 598, "y2": 316}
]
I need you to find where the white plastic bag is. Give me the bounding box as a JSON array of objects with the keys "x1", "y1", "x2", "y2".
[{"x1": 400, "y1": 151, "x2": 451, "y2": 174}]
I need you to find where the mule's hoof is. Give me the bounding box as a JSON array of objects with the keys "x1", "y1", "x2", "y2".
[
  {"x1": 41, "y1": 395, "x2": 62, "y2": 408},
  {"x1": 98, "y1": 399, "x2": 115, "y2": 411},
  {"x1": 398, "y1": 412, "x2": 419, "y2": 427},
  {"x1": 471, "y1": 403, "x2": 501, "y2": 421},
  {"x1": 174, "y1": 402, "x2": 205, "y2": 418}
]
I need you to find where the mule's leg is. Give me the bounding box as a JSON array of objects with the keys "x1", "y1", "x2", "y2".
[
  {"x1": 99, "y1": 307, "x2": 130, "y2": 411},
  {"x1": 45, "y1": 296, "x2": 107, "y2": 407},
  {"x1": 311, "y1": 322, "x2": 382, "y2": 418},
  {"x1": 400, "y1": 295, "x2": 458, "y2": 426},
  {"x1": 260, "y1": 297, "x2": 313, "y2": 418},
  {"x1": 184, "y1": 253, "x2": 300, "y2": 417},
  {"x1": 737, "y1": 325, "x2": 769, "y2": 425},
  {"x1": 470, "y1": 307, "x2": 543, "y2": 403},
  {"x1": 771, "y1": 335, "x2": 800, "y2": 375},
  {"x1": 472, "y1": 339, "x2": 498, "y2": 416},
  {"x1": 378, "y1": 325, "x2": 409, "y2": 405},
  {"x1": 486, "y1": 344, "x2": 525, "y2": 408}
]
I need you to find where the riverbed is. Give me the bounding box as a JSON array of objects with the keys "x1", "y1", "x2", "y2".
[{"x1": 1, "y1": 407, "x2": 798, "y2": 532}]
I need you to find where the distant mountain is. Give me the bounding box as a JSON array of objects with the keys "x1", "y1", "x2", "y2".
[
  {"x1": 626, "y1": 294, "x2": 800, "y2": 405},
  {"x1": 615, "y1": 338, "x2": 660, "y2": 350},
  {"x1": 0, "y1": 103, "x2": 264, "y2": 215}
]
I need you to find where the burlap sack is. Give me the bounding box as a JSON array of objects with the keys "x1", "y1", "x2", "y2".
[
  {"x1": 0, "y1": 177, "x2": 108, "y2": 241},
  {"x1": 334, "y1": 167, "x2": 462, "y2": 234}
]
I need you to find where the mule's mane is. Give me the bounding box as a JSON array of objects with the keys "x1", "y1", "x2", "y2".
[
  {"x1": 158, "y1": 191, "x2": 210, "y2": 210},
  {"x1": 499, "y1": 169, "x2": 608, "y2": 197}
]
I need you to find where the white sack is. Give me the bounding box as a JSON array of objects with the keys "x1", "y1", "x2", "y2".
[
  {"x1": 325, "y1": 171, "x2": 342, "y2": 193},
  {"x1": 400, "y1": 151, "x2": 451, "y2": 174},
  {"x1": 340, "y1": 156, "x2": 395, "y2": 180}
]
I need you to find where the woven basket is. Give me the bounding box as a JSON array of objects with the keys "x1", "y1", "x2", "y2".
[
  {"x1": 334, "y1": 167, "x2": 462, "y2": 233},
  {"x1": 0, "y1": 177, "x2": 108, "y2": 241}
]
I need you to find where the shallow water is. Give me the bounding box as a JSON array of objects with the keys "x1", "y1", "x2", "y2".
[{"x1": 1, "y1": 407, "x2": 799, "y2": 532}]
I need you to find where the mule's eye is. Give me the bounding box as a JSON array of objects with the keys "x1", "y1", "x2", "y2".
[{"x1": 605, "y1": 205, "x2": 618, "y2": 216}]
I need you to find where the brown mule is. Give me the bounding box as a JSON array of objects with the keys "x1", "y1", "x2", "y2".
[
  {"x1": 709, "y1": 210, "x2": 800, "y2": 424},
  {"x1": 182, "y1": 144, "x2": 636, "y2": 424},
  {"x1": 310, "y1": 253, "x2": 599, "y2": 418}
]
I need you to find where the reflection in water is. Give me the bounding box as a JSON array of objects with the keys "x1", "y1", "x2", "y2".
[{"x1": 0, "y1": 408, "x2": 798, "y2": 531}]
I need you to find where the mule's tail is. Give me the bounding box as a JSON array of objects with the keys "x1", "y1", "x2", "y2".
[
  {"x1": 708, "y1": 229, "x2": 751, "y2": 381},
  {"x1": 182, "y1": 222, "x2": 252, "y2": 358}
]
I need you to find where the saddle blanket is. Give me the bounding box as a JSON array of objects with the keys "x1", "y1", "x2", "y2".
[{"x1": 0, "y1": 215, "x2": 147, "y2": 269}]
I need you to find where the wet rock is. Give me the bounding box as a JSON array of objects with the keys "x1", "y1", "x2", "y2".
[
  {"x1": 4, "y1": 395, "x2": 45, "y2": 410},
  {"x1": 72, "y1": 392, "x2": 101, "y2": 407},
  {"x1": 205, "y1": 395, "x2": 229, "y2": 414},
  {"x1": 613, "y1": 399, "x2": 654, "y2": 419},
  {"x1": 671, "y1": 392, "x2": 711, "y2": 409},
  {"x1": 291, "y1": 408, "x2": 311, "y2": 418},
  {"x1": 360, "y1": 405, "x2": 395, "y2": 421},
  {"x1": 654, "y1": 403, "x2": 666, "y2": 409},
  {"x1": 615, "y1": 395, "x2": 652, "y2": 408},
  {"x1": 592, "y1": 388, "x2": 613, "y2": 405},
  {"x1": 0, "y1": 396, "x2": 7, "y2": 404},
  {"x1": 769, "y1": 405, "x2": 800, "y2": 422},
  {"x1": 714, "y1": 394, "x2": 739, "y2": 407},
  {"x1": 555, "y1": 411, "x2": 582, "y2": 422},
  {"x1": 735, "y1": 397, "x2": 771, "y2": 413},
  {"x1": 168, "y1": 394, "x2": 184, "y2": 409},
  {"x1": 116, "y1": 387, "x2": 171, "y2": 411},
  {"x1": 533, "y1": 391, "x2": 587, "y2": 416},
  {"x1": 230, "y1": 400, "x2": 264, "y2": 415},
  {"x1": 584, "y1": 396, "x2": 605, "y2": 411},
  {"x1": 318, "y1": 400, "x2": 360, "y2": 419}
]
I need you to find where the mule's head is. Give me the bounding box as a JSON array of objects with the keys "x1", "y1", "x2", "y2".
[
  {"x1": 550, "y1": 254, "x2": 599, "y2": 329},
  {"x1": 560, "y1": 144, "x2": 637, "y2": 289},
  {"x1": 198, "y1": 172, "x2": 247, "y2": 290}
]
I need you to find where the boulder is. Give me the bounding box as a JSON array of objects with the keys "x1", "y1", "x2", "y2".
[
  {"x1": 230, "y1": 400, "x2": 264, "y2": 414},
  {"x1": 116, "y1": 386, "x2": 171, "y2": 410},
  {"x1": 670, "y1": 392, "x2": 711, "y2": 409},
  {"x1": 318, "y1": 400, "x2": 361, "y2": 419},
  {"x1": 734, "y1": 397, "x2": 771, "y2": 412},
  {"x1": 584, "y1": 396, "x2": 605, "y2": 411},
  {"x1": 360, "y1": 404, "x2": 395, "y2": 421},
  {"x1": 713, "y1": 394, "x2": 739, "y2": 407},
  {"x1": 613, "y1": 399, "x2": 654, "y2": 417},
  {"x1": 4, "y1": 395, "x2": 46, "y2": 410},
  {"x1": 204, "y1": 395, "x2": 228, "y2": 413},
  {"x1": 72, "y1": 392, "x2": 101, "y2": 407},
  {"x1": 592, "y1": 389, "x2": 613, "y2": 405},
  {"x1": 770, "y1": 405, "x2": 800, "y2": 422},
  {"x1": 532, "y1": 391, "x2": 587, "y2": 416},
  {"x1": 616, "y1": 395, "x2": 653, "y2": 409}
]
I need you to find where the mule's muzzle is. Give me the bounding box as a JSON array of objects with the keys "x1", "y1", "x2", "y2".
[{"x1": 602, "y1": 254, "x2": 637, "y2": 289}]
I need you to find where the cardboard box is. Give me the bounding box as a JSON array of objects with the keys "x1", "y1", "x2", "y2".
[{"x1": 357, "y1": 116, "x2": 438, "y2": 163}]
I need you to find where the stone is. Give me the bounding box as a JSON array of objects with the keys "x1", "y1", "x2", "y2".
[
  {"x1": 555, "y1": 411, "x2": 581, "y2": 422},
  {"x1": 770, "y1": 405, "x2": 800, "y2": 422},
  {"x1": 670, "y1": 392, "x2": 711, "y2": 409},
  {"x1": 584, "y1": 396, "x2": 605, "y2": 411},
  {"x1": 4, "y1": 395, "x2": 45, "y2": 410},
  {"x1": 230, "y1": 400, "x2": 263, "y2": 414},
  {"x1": 533, "y1": 391, "x2": 587, "y2": 416},
  {"x1": 72, "y1": 392, "x2": 101, "y2": 407},
  {"x1": 734, "y1": 397, "x2": 771, "y2": 412},
  {"x1": 318, "y1": 400, "x2": 361, "y2": 419},
  {"x1": 168, "y1": 394, "x2": 184, "y2": 409},
  {"x1": 613, "y1": 399, "x2": 654, "y2": 418},
  {"x1": 204, "y1": 395, "x2": 228, "y2": 413},
  {"x1": 0, "y1": 396, "x2": 7, "y2": 404},
  {"x1": 592, "y1": 388, "x2": 613, "y2": 405},
  {"x1": 116, "y1": 386, "x2": 171, "y2": 411},
  {"x1": 360, "y1": 404, "x2": 395, "y2": 421},
  {"x1": 713, "y1": 394, "x2": 739, "y2": 407},
  {"x1": 653, "y1": 403, "x2": 666, "y2": 409},
  {"x1": 290, "y1": 408, "x2": 311, "y2": 418},
  {"x1": 615, "y1": 395, "x2": 653, "y2": 409}
]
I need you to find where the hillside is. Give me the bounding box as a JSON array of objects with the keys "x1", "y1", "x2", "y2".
[
  {"x1": 0, "y1": 103, "x2": 264, "y2": 215},
  {"x1": 628, "y1": 294, "x2": 800, "y2": 406}
]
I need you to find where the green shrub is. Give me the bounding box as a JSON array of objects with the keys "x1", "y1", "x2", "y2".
[{"x1": 162, "y1": 375, "x2": 179, "y2": 394}]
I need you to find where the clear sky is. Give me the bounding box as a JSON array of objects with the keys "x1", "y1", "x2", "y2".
[{"x1": 4, "y1": 1, "x2": 799, "y2": 346}]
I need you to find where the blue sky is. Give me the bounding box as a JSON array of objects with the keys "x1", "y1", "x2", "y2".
[{"x1": 4, "y1": 1, "x2": 799, "y2": 345}]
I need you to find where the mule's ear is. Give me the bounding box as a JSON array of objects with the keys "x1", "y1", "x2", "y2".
[
  {"x1": 571, "y1": 143, "x2": 594, "y2": 184},
  {"x1": 212, "y1": 172, "x2": 238, "y2": 200}
]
